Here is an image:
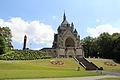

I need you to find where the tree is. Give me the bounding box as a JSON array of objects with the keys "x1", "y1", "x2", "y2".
[
  {"x1": 81, "y1": 32, "x2": 120, "y2": 61},
  {"x1": 81, "y1": 36, "x2": 98, "y2": 58},
  {"x1": 97, "y1": 32, "x2": 112, "y2": 58},
  {"x1": 0, "y1": 36, "x2": 6, "y2": 54},
  {"x1": 91, "y1": 38, "x2": 99, "y2": 58},
  {"x1": 112, "y1": 33, "x2": 120, "y2": 61},
  {"x1": 0, "y1": 27, "x2": 13, "y2": 49}
]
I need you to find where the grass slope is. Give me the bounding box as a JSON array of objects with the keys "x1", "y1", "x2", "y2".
[
  {"x1": 0, "y1": 58, "x2": 100, "y2": 79},
  {"x1": 88, "y1": 58, "x2": 120, "y2": 70}
]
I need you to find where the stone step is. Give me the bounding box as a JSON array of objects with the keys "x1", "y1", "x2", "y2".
[{"x1": 75, "y1": 57, "x2": 99, "y2": 70}]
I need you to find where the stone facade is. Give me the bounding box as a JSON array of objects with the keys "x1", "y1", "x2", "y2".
[{"x1": 42, "y1": 13, "x2": 84, "y2": 58}]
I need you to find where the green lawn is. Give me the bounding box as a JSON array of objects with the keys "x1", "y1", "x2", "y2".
[
  {"x1": 0, "y1": 58, "x2": 100, "y2": 79},
  {"x1": 88, "y1": 58, "x2": 120, "y2": 70},
  {"x1": 97, "y1": 78, "x2": 120, "y2": 80},
  {"x1": 1, "y1": 58, "x2": 120, "y2": 79}
]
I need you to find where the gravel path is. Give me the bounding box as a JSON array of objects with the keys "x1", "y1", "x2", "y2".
[
  {"x1": 103, "y1": 70, "x2": 120, "y2": 76},
  {"x1": 15, "y1": 75, "x2": 120, "y2": 80},
  {"x1": 13, "y1": 70, "x2": 120, "y2": 80}
]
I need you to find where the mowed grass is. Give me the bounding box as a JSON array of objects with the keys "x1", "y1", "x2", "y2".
[
  {"x1": 0, "y1": 58, "x2": 100, "y2": 79},
  {"x1": 97, "y1": 78, "x2": 120, "y2": 80},
  {"x1": 88, "y1": 58, "x2": 120, "y2": 70}
]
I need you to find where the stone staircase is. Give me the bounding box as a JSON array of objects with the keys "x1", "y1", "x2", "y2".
[{"x1": 75, "y1": 56, "x2": 99, "y2": 70}]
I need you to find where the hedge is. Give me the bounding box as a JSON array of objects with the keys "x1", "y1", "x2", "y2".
[{"x1": 0, "y1": 50, "x2": 52, "y2": 60}]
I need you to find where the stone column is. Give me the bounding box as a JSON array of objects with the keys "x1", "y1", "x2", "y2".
[{"x1": 23, "y1": 35, "x2": 27, "y2": 50}]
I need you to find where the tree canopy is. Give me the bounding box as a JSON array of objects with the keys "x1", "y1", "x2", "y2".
[
  {"x1": 0, "y1": 27, "x2": 13, "y2": 54},
  {"x1": 0, "y1": 36, "x2": 6, "y2": 54},
  {"x1": 81, "y1": 32, "x2": 120, "y2": 61}
]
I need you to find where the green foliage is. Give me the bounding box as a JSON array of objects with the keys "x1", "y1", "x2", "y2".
[
  {"x1": 112, "y1": 33, "x2": 120, "y2": 61},
  {"x1": 0, "y1": 27, "x2": 13, "y2": 54},
  {"x1": 0, "y1": 50, "x2": 52, "y2": 60},
  {"x1": 97, "y1": 32, "x2": 112, "y2": 58},
  {"x1": 0, "y1": 27, "x2": 12, "y2": 43},
  {"x1": 0, "y1": 27, "x2": 13, "y2": 49},
  {"x1": 0, "y1": 36, "x2": 6, "y2": 54},
  {"x1": 81, "y1": 36, "x2": 98, "y2": 58},
  {"x1": 81, "y1": 32, "x2": 120, "y2": 61}
]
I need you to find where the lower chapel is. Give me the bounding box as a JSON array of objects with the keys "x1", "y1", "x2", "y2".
[{"x1": 42, "y1": 13, "x2": 84, "y2": 58}]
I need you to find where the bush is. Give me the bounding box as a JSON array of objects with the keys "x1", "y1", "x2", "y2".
[
  {"x1": 41, "y1": 56, "x2": 52, "y2": 59},
  {"x1": 0, "y1": 50, "x2": 52, "y2": 60}
]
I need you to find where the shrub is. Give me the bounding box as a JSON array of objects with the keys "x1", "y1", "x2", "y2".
[{"x1": 0, "y1": 49, "x2": 52, "y2": 60}]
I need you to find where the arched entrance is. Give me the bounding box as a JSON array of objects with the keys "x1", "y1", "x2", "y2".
[
  {"x1": 65, "y1": 37, "x2": 76, "y2": 57},
  {"x1": 65, "y1": 37, "x2": 75, "y2": 47}
]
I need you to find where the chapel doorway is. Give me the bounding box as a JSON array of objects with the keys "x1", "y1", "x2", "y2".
[
  {"x1": 65, "y1": 37, "x2": 75, "y2": 47},
  {"x1": 65, "y1": 37, "x2": 76, "y2": 57}
]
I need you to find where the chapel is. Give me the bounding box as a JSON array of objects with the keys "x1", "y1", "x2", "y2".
[{"x1": 51, "y1": 13, "x2": 84, "y2": 57}]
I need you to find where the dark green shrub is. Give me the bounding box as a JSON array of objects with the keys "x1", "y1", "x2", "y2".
[{"x1": 0, "y1": 49, "x2": 52, "y2": 60}]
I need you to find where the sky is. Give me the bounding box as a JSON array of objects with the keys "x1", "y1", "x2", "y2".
[{"x1": 0, "y1": 0, "x2": 120, "y2": 49}]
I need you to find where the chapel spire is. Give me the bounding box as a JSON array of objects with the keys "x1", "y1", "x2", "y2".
[
  {"x1": 63, "y1": 12, "x2": 66, "y2": 21},
  {"x1": 61, "y1": 12, "x2": 69, "y2": 25}
]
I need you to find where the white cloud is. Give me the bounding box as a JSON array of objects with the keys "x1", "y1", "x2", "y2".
[
  {"x1": 0, "y1": 17, "x2": 55, "y2": 47},
  {"x1": 87, "y1": 24, "x2": 120, "y2": 37}
]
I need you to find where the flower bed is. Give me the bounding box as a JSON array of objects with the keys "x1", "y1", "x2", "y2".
[
  {"x1": 104, "y1": 61, "x2": 117, "y2": 66},
  {"x1": 50, "y1": 60, "x2": 64, "y2": 65}
]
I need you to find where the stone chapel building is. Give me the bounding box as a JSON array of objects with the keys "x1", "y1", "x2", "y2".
[{"x1": 42, "y1": 13, "x2": 84, "y2": 58}]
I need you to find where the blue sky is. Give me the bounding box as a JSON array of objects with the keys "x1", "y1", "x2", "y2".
[{"x1": 0, "y1": 0, "x2": 120, "y2": 49}]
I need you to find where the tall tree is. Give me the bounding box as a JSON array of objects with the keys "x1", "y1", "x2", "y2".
[
  {"x1": 97, "y1": 32, "x2": 112, "y2": 58},
  {"x1": 0, "y1": 36, "x2": 6, "y2": 54},
  {"x1": 81, "y1": 36, "x2": 98, "y2": 58},
  {"x1": 112, "y1": 33, "x2": 120, "y2": 61},
  {"x1": 0, "y1": 27, "x2": 13, "y2": 49},
  {"x1": 81, "y1": 32, "x2": 120, "y2": 61}
]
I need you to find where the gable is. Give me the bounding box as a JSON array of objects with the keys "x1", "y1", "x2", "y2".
[{"x1": 62, "y1": 29, "x2": 75, "y2": 38}]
